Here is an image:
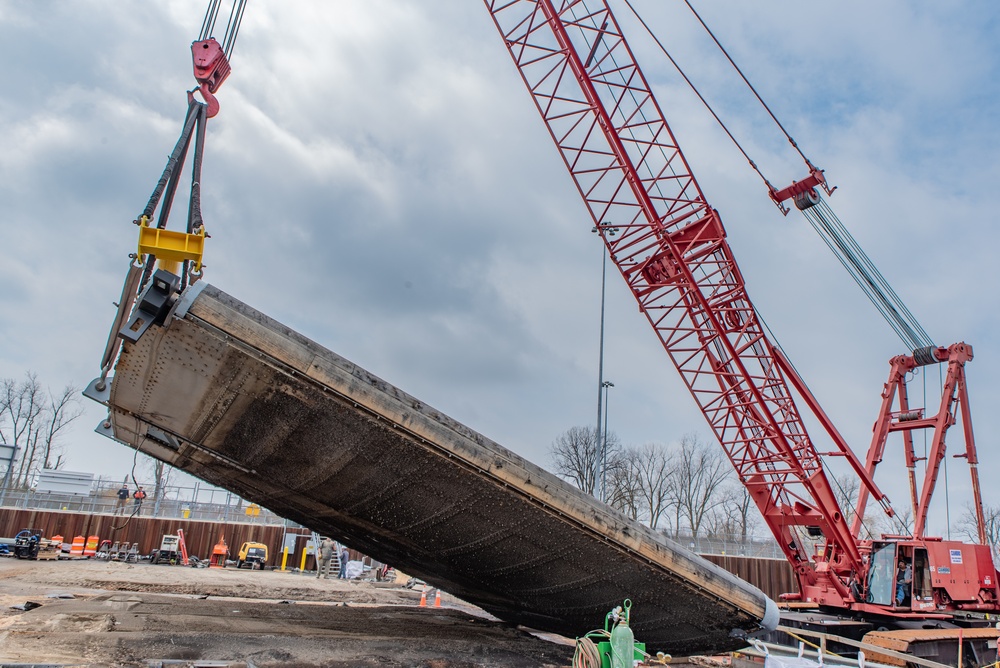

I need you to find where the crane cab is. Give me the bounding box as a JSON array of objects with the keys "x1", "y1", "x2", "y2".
[{"x1": 866, "y1": 540, "x2": 999, "y2": 612}]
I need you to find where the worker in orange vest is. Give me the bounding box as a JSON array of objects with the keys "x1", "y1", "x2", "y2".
[{"x1": 133, "y1": 486, "x2": 147, "y2": 514}]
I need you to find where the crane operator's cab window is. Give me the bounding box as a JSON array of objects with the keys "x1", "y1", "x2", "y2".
[{"x1": 866, "y1": 542, "x2": 896, "y2": 606}]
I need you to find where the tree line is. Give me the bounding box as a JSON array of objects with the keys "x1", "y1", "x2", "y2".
[
  {"x1": 551, "y1": 425, "x2": 1000, "y2": 560},
  {"x1": 0, "y1": 371, "x2": 82, "y2": 490},
  {"x1": 550, "y1": 427, "x2": 760, "y2": 542}
]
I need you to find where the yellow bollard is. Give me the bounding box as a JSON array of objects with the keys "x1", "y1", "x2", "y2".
[
  {"x1": 299, "y1": 547, "x2": 308, "y2": 572},
  {"x1": 280, "y1": 546, "x2": 289, "y2": 571}
]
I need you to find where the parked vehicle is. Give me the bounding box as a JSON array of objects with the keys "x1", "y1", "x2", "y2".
[{"x1": 236, "y1": 541, "x2": 267, "y2": 569}]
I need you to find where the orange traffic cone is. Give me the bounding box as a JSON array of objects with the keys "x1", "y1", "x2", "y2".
[
  {"x1": 433, "y1": 589, "x2": 442, "y2": 608},
  {"x1": 419, "y1": 589, "x2": 427, "y2": 607}
]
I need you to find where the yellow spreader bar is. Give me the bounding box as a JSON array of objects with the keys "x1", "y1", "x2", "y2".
[{"x1": 137, "y1": 215, "x2": 205, "y2": 274}]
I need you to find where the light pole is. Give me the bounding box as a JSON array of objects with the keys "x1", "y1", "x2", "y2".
[
  {"x1": 592, "y1": 223, "x2": 618, "y2": 501},
  {"x1": 601, "y1": 380, "x2": 614, "y2": 502}
]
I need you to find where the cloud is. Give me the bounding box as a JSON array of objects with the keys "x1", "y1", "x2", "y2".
[{"x1": 0, "y1": 0, "x2": 996, "y2": 536}]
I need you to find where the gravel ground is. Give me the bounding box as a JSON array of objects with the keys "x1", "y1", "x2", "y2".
[{"x1": 0, "y1": 557, "x2": 576, "y2": 667}]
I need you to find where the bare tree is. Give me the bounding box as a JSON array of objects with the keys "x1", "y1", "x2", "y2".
[
  {"x1": 606, "y1": 447, "x2": 642, "y2": 521},
  {"x1": 671, "y1": 434, "x2": 730, "y2": 539},
  {"x1": 832, "y1": 472, "x2": 897, "y2": 539},
  {"x1": 958, "y1": 503, "x2": 1000, "y2": 564},
  {"x1": 42, "y1": 385, "x2": 81, "y2": 470},
  {"x1": 1, "y1": 373, "x2": 43, "y2": 488},
  {"x1": 148, "y1": 457, "x2": 176, "y2": 501},
  {"x1": 832, "y1": 473, "x2": 861, "y2": 527},
  {"x1": 630, "y1": 442, "x2": 673, "y2": 530},
  {"x1": 0, "y1": 372, "x2": 82, "y2": 490},
  {"x1": 550, "y1": 426, "x2": 620, "y2": 497},
  {"x1": 706, "y1": 484, "x2": 760, "y2": 543}
]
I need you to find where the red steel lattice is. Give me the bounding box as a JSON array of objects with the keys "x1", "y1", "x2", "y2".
[{"x1": 484, "y1": 0, "x2": 863, "y2": 602}]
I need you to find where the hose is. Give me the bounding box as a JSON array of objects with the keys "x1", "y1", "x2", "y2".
[{"x1": 573, "y1": 631, "x2": 609, "y2": 668}]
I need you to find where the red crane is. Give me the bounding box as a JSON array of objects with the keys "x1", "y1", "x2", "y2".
[{"x1": 482, "y1": 0, "x2": 996, "y2": 620}]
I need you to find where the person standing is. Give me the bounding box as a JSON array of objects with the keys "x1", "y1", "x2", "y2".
[
  {"x1": 338, "y1": 545, "x2": 350, "y2": 579},
  {"x1": 317, "y1": 537, "x2": 335, "y2": 579},
  {"x1": 115, "y1": 484, "x2": 129, "y2": 515},
  {"x1": 895, "y1": 559, "x2": 911, "y2": 606},
  {"x1": 133, "y1": 486, "x2": 147, "y2": 515}
]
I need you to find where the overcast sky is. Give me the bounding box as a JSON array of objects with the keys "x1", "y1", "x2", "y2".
[{"x1": 1, "y1": 0, "x2": 997, "y2": 538}]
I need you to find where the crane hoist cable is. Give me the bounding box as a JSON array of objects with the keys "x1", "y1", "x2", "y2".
[
  {"x1": 680, "y1": 0, "x2": 811, "y2": 169},
  {"x1": 199, "y1": 0, "x2": 247, "y2": 59},
  {"x1": 618, "y1": 0, "x2": 833, "y2": 211},
  {"x1": 618, "y1": 0, "x2": 935, "y2": 352},
  {"x1": 190, "y1": 0, "x2": 246, "y2": 118},
  {"x1": 108, "y1": 0, "x2": 248, "y2": 361},
  {"x1": 800, "y1": 199, "x2": 934, "y2": 351},
  {"x1": 136, "y1": 0, "x2": 247, "y2": 288},
  {"x1": 617, "y1": 0, "x2": 780, "y2": 202}
]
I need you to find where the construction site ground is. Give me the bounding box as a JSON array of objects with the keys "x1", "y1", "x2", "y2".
[{"x1": 0, "y1": 556, "x2": 584, "y2": 667}]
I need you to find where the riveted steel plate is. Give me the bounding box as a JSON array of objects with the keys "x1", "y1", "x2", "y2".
[{"x1": 104, "y1": 283, "x2": 777, "y2": 655}]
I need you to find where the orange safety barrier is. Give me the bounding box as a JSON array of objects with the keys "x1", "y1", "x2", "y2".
[
  {"x1": 70, "y1": 535, "x2": 85, "y2": 555},
  {"x1": 83, "y1": 535, "x2": 99, "y2": 557},
  {"x1": 50, "y1": 535, "x2": 64, "y2": 552}
]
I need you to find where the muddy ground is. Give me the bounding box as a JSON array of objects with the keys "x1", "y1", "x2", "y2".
[{"x1": 0, "y1": 557, "x2": 578, "y2": 667}]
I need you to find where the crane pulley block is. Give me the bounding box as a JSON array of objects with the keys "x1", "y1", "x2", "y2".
[
  {"x1": 768, "y1": 167, "x2": 835, "y2": 213},
  {"x1": 137, "y1": 215, "x2": 206, "y2": 274},
  {"x1": 192, "y1": 38, "x2": 231, "y2": 93},
  {"x1": 190, "y1": 38, "x2": 231, "y2": 118}
]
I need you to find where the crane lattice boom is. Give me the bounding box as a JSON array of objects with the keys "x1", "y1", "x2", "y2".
[{"x1": 485, "y1": 0, "x2": 872, "y2": 605}]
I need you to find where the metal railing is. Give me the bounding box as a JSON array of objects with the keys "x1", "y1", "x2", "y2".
[
  {"x1": 665, "y1": 531, "x2": 785, "y2": 560},
  {"x1": 0, "y1": 475, "x2": 285, "y2": 525}
]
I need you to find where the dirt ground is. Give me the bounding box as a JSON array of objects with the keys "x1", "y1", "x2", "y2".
[{"x1": 0, "y1": 557, "x2": 577, "y2": 667}]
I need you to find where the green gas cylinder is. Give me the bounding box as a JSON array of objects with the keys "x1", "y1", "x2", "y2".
[{"x1": 609, "y1": 599, "x2": 635, "y2": 668}]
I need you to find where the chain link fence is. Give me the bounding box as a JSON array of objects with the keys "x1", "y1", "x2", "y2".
[
  {"x1": 664, "y1": 531, "x2": 785, "y2": 559},
  {"x1": 0, "y1": 475, "x2": 284, "y2": 525}
]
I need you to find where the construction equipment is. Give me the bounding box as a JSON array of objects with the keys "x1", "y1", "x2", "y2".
[
  {"x1": 236, "y1": 541, "x2": 268, "y2": 570},
  {"x1": 209, "y1": 536, "x2": 228, "y2": 569},
  {"x1": 95, "y1": 539, "x2": 112, "y2": 559},
  {"x1": 152, "y1": 534, "x2": 183, "y2": 565},
  {"x1": 484, "y1": 0, "x2": 995, "y2": 617},
  {"x1": 572, "y1": 599, "x2": 668, "y2": 668},
  {"x1": 83, "y1": 0, "x2": 995, "y2": 660},
  {"x1": 12, "y1": 529, "x2": 44, "y2": 560},
  {"x1": 177, "y1": 528, "x2": 190, "y2": 566},
  {"x1": 13, "y1": 529, "x2": 61, "y2": 561}
]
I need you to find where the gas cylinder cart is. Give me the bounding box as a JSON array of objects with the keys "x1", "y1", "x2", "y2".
[{"x1": 571, "y1": 599, "x2": 671, "y2": 668}]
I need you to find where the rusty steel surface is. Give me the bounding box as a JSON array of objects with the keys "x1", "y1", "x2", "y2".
[
  {"x1": 92, "y1": 282, "x2": 778, "y2": 655},
  {"x1": 701, "y1": 555, "x2": 797, "y2": 603}
]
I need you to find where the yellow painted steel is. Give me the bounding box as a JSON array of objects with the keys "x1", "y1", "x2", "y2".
[
  {"x1": 280, "y1": 546, "x2": 288, "y2": 571},
  {"x1": 299, "y1": 547, "x2": 308, "y2": 572},
  {"x1": 137, "y1": 215, "x2": 205, "y2": 272}
]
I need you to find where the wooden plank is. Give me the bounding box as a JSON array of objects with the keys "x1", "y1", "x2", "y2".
[{"x1": 776, "y1": 625, "x2": 954, "y2": 668}]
